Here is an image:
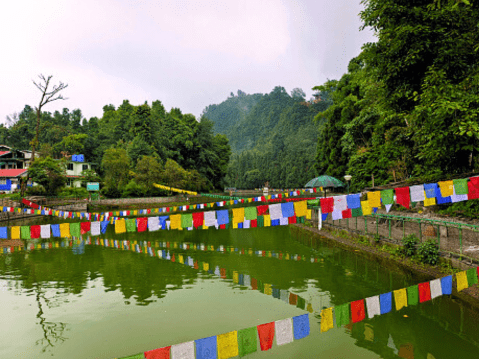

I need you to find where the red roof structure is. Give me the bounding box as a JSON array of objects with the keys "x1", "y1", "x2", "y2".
[
  {"x1": 0, "y1": 151, "x2": 10, "y2": 156},
  {"x1": 0, "y1": 169, "x2": 28, "y2": 177}
]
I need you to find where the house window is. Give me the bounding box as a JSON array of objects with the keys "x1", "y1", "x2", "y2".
[
  {"x1": 67, "y1": 163, "x2": 74, "y2": 171},
  {"x1": 0, "y1": 179, "x2": 6, "y2": 185},
  {"x1": 82, "y1": 164, "x2": 89, "y2": 171}
]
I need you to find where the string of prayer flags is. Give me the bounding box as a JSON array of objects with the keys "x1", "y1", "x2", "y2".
[
  {"x1": 395, "y1": 187, "x2": 411, "y2": 209},
  {"x1": 320, "y1": 307, "x2": 334, "y2": 333}
]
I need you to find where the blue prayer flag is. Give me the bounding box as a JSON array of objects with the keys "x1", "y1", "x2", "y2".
[
  {"x1": 216, "y1": 210, "x2": 229, "y2": 225},
  {"x1": 234, "y1": 200, "x2": 238, "y2": 204},
  {"x1": 281, "y1": 202, "x2": 295, "y2": 218},
  {"x1": 346, "y1": 194, "x2": 361, "y2": 209},
  {"x1": 271, "y1": 219, "x2": 280, "y2": 226},
  {"x1": 441, "y1": 275, "x2": 453, "y2": 295},
  {"x1": 435, "y1": 186, "x2": 451, "y2": 204},
  {"x1": 272, "y1": 287, "x2": 280, "y2": 299},
  {"x1": 100, "y1": 221, "x2": 109, "y2": 234},
  {"x1": 159, "y1": 216, "x2": 168, "y2": 229},
  {"x1": 379, "y1": 292, "x2": 392, "y2": 314},
  {"x1": 162, "y1": 250, "x2": 166, "y2": 258},
  {"x1": 0, "y1": 227, "x2": 7, "y2": 239},
  {"x1": 322, "y1": 213, "x2": 329, "y2": 221},
  {"x1": 51, "y1": 224, "x2": 61, "y2": 237},
  {"x1": 293, "y1": 314, "x2": 310, "y2": 340},
  {"x1": 195, "y1": 336, "x2": 217, "y2": 359},
  {"x1": 238, "y1": 222, "x2": 243, "y2": 229},
  {"x1": 424, "y1": 183, "x2": 438, "y2": 198},
  {"x1": 239, "y1": 274, "x2": 244, "y2": 285},
  {"x1": 373, "y1": 207, "x2": 378, "y2": 214}
]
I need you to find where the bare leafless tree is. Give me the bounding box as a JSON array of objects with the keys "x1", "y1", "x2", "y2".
[{"x1": 5, "y1": 112, "x2": 19, "y2": 128}]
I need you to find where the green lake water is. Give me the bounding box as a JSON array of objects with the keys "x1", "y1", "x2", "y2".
[{"x1": 2, "y1": 218, "x2": 479, "y2": 358}]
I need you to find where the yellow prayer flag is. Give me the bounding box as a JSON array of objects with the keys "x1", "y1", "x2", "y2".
[
  {"x1": 232, "y1": 222, "x2": 238, "y2": 229},
  {"x1": 170, "y1": 214, "x2": 182, "y2": 230},
  {"x1": 368, "y1": 191, "x2": 381, "y2": 208},
  {"x1": 232, "y1": 208, "x2": 245, "y2": 224},
  {"x1": 203, "y1": 262, "x2": 209, "y2": 271},
  {"x1": 294, "y1": 200, "x2": 308, "y2": 217},
  {"x1": 285, "y1": 253, "x2": 290, "y2": 260},
  {"x1": 264, "y1": 214, "x2": 271, "y2": 227},
  {"x1": 394, "y1": 288, "x2": 408, "y2": 311},
  {"x1": 174, "y1": 242, "x2": 178, "y2": 248},
  {"x1": 248, "y1": 198, "x2": 252, "y2": 203},
  {"x1": 217, "y1": 331, "x2": 238, "y2": 359},
  {"x1": 233, "y1": 271, "x2": 239, "y2": 284},
  {"x1": 248, "y1": 249, "x2": 253, "y2": 255},
  {"x1": 457, "y1": 271, "x2": 469, "y2": 291},
  {"x1": 229, "y1": 200, "x2": 234, "y2": 205},
  {"x1": 320, "y1": 307, "x2": 334, "y2": 333},
  {"x1": 11, "y1": 226, "x2": 20, "y2": 240},
  {"x1": 179, "y1": 254, "x2": 184, "y2": 264},
  {"x1": 264, "y1": 283, "x2": 272, "y2": 295},
  {"x1": 361, "y1": 201, "x2": 372, "y2": 216},
  {"x1": 202, "y1": 225, "x2": 208, "y2": 230},
  {"x1": 55, "y1": 242, "x2": 59, "y2": 248},
  {"x1": 424, "y1": 191, "x2": 436, "y2": 206},
  {"x1": 115, "y1": 219, "x2": 126, "y2": 234},
  {"x1": 60, "y1": 223, "x2": 70, "y2": 238},
  {"x1": 133, "y1": 210, "x2": 138, "y2": 215},
  {"x1": 364, "y1": 323, "x2": 374, "y2": 342},
  {"x1": 306, "y1": 209, "x2": 312, "y2": 220},
  {"x1": 438, "y1": 180, "x2": 454, "y2": 197},
  {"x1": 306, "y1": 302, "x2": 314, "y2": 313}
]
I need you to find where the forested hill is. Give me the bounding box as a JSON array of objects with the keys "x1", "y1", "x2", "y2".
[{"x1": 201, "y1": 86, "x2": 331, "y2": 188}]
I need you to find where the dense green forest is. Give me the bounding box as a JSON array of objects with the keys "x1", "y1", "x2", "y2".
[
  {"x1": 314, "y1": 0, "x2": 479, "y2": 192},
  {"x1": 202, "y1": 87, "x2": 329, "y2": 188},
  {"x1": 2, "y1": 101, "x2": 230, "y2": 197}
]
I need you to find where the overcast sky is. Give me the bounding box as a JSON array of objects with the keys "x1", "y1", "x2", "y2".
[{"x1": 1, "y1": 0, "x2": 376, "y2": 124}]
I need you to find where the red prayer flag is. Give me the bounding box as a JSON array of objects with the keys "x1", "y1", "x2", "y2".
[
  {"x1": 289, "y1": 293, "x2": 297, "y2": 305},
  {"x1": 192, "y1": 212, "x2": 204, "y2": 228},
  {"x1": 342, "y1": 209, "x2": 352, "y2": 219},
  {"x1": 279, "y1": 252, "x2": 283, "y2": 260},
  {"x1": 219, "y1": 224, "x2": 226, "y2": 229},
  {"x1": 171, "y1": 254, "x2": 175, "y2": 262},
  {"x1": 468, "y1": 177, "x2": 479, "y2": 200},
  {"x1": 418, "y1": 282, "x2": 431, "y2": 303},
  {"x1": 30, "y1": 225, "x2": 40, "y2": 239},
  {"x1": 80, "y1": 222, "x2": 91, "y2": 235},
  {"x1": 251, "y1": 278, "x2": 258, "y2": 290},
  {"x1": 22, "y1": 198, "x2": 32, "y2": 207},
  {"x1": 220, "y1": 268, "x2": 226, "y2": 279},
  {"x1": 251, "y1": 219, "x2": 257, "y2": 227},
  {"x1": 145, "y1": 346, "x2": 171, "y2": 359},
  {"x1": 395, "y1": 186, "x2": 411, "y2": 209},
  {"x1": 257, "y1": 322, "x2": 275, "y2": 351},
  {"x1": 288, "y1": 216, "x2": 297, "y2": 224},
  {"x1": 313, "y1": 187, "x2": 317, "y2": 193},
  {"x1": 137, "y1": 218, "x2": 148, "y2": 232},
  {"x1": 262, "y1": 250, "x2": 266, "y2": 257},
  {"x1": 257, "y1": 205, "x2": 269, "y2": 215},
  {"x1": 351, "y1": 300, "x2": 365, "y2": 323},
  {"x1": 194, "y1": 260, "x2": 199, "y2": 270},
  {"x1": 320, "y1": 197, "x2": 334, "y2": 213},
  {"x1": 278, "y1": 194, "x2": 282, "y2": 199},
  {"x1": 261, "y1": 196, "x2": 266, "y2": 201},
  {"x1": 166, "y1": 207, "x2": 170, "y2": 212}
]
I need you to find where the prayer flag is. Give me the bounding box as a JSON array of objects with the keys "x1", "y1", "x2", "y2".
[
  {"x1": 332, "y1": 210, "x2": 343, "y2": 220},
  {"x1": 232, "y1": 208, "x2": 245, "y2": 224},
  {"x1": 217, "y1": 331, "x2": 238, "y2": 359},
  {"x1": 145, "y1": 346, "x2": 171, "y2": 359},
  {"x1": 441, "y1": 275, "x2": 453, "y2": 295},
  {"x1": 204, "y1": 211, "x2": 216, "y2": 227},
  {"x1": 360, "y1": 201, "x2": 372, "y2": 216},
  {"x1": 320, "y1": 197, "x2": 334, "y2": 213},
  {"x1": 424, "y1": 183, "x2": 438, "y2": 198},
  {"x1": 237, "y1": 327, "x2": 257, "y2": 357},
  {"x1": 257, "y1": 205, "x2": 268, "y2": 216},
  {"x1": 342, "y1": 209, "x2": 352, "y2": 219},
  {"x1": 11, "y1": 226, "x2": 20, "y2": 240},
  {"x1": 351, "y1": 207, "x2": 363, "y2": 217},
  {"x1": 269, "y1": 203, "x2": 282, "y2": 220},
  {"x1": 430, "y1": 279, "x2": 442, "y2": 299},
  {"x1": 351, "y1": 299, "x2": 366, "y2": 323},
  {"x1": 366, "y1": 296, "x2": 380, "y2": 318},
  {"x1": 438, "y1": 180, "x2": 454, "y2": 197},
  {"x1": 115, "y1": 219, "x2": 126, "y2": 234},
  {"x1": 91, "y1": 222, "x2": 100, "y2": 236},
  {"x1": 181, "y1": 213, "x2": 193, "y2": 228},
  {"x1": 294, "y1": 201, "x2": 307, "y2": 217},
  {"x1": 59, "y1": 223, "x2": 70, "y2": 238},
  {"x1": 195, "y1": 336, "x2": 217, "y2": 359},
  {"x1": 424, "y1": 193, "x2": 436, "y2": 206},
  {"x1": 467, "y1": 268, "x2": 478, "y2": 286},
  {"x1": 320, "y1": 307, "x2": 334, "y2": 333},
  {"x1": 148, "y1": 217, "x2": 160, "y2": 232},
  {"x1": 171, "y1": 341, "x2": 194, "y2": 359},
  {"x1": 80, "y1": 222, "x2": 91, "y2": 235},
  {"x1": 100, "y1": 221, "x2": 109, "y2": 234},
  {"x1": 468, "y1": 177, "x2": 479, "y2": 200},
  {"x1": 21, "y1": 226, "x2": 31, "y2": 239},
  {"x1": 410, "y1": 185, "x2": 425, "y2": 202},
  {"x1": 368, "y1": 191, "x2": 381, "y2": 208},
  {"x1": 275, "y1": 318, "x2": 293, "y2": 346},
  {"x1": 281, "y1": 202, "x2": 295, "y2": 218},
  {"x1": 257, "y1": 322, "x2": 275, "y2": 351},
  {"x1": 335, "y1": 303, "x2": 350, "y2": 327},
  {"x1": 126, "y1": 218, "x2": 136, "y2": 232},
  {"x1": 379, "y1": 292, "x2": 392, "y2": 314},
  {"x1": 122, "y1": 354, "x2": 147, "y2": 359},
  {"x1": 346, "y1": 194, "x2": 361, "y2": 209},
  {"x1": 293, "y1": 314, "x2": 310, "y2": 340},
  {"x1": 381, "y1": 189, "x2": 394, "y2": 205},
  {"x1": 333, "y1": 195, "x2": 348, "y2": 212},
  {"x1": 51, "y1": 224, "x2": 60, "y2": 238},
  {"x1": 0, "y1": 227, "x2": 7, "y2": 239},
  {"x1": 418, "y1": 282, "x2": 431, "y2": 303},
  {"x1": 216, "y1": 210, "x2": 229, "y2": 225},
  {"x1": 289, "y1": 292, "x2": 297, "y2": 305},
  {"x1": 70, "y1": 222, "x2": 81, "y2": 237},
  {"x1": 395, "y1": 187, "x2": 411, "y2": 209},
  {"x1": 453, "y1": 178, "x2": 468, "y2": 195},
  {"x1": 393, "y1": 288, "x2": 408, "y2": 311},
  {"x1": 264, "y1": 214, "x2": 271, "y2": 227},
  {"x1": 192, "y1": 212, "x2": 204, "y2": 229},
  {"x1": 30, "y1": 225, "x2": 40, "y2": 239},
  {"x1": 435, "y1": 185, "x2": 451, "y2": 204}
]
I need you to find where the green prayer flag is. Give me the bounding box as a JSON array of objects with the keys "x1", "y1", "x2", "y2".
[
  {"x1": 126, "y1": 218, "x2": 136, "y2": 232},
  {"x1": 381, "y1": 189, "x2": 394, "y2": 205},
  {"x1": 244, "y1": 206, "x2": 258, "y2": 220},
  {"x1": 453, "y1": 179, "x2": 469, "y2": 195},
  {"x1": 181, "y1": 213, "x2": 193, "y2": 228},
  {"x1": 335, "y1": 303, "x2": 350, "y2": 327},
  {"x1": 257, "y1": 215, "x2": 264, "y2": 227},
  {"x1": 351, "y1": 207, "x2": 363, "y2": 217},
  {"x1": 21, "y1": 226, "x2": 31, "y2": 239},
  {"x1": 467, "y1": 268, "x2": 478, "y2": 286},
  {"x1": 238, "y1": 327, "x2": 257, "y2": 357},
  {"x1": 296, "y1": 296, "x2": 306, "y2": 310},
  {"x1": 70, "y1": 222, "x2": 81, "y2": 237},
  {"x1": 257, "y1": 280, "x2": 264, "y2": 293},
  {"x1": 407, "y1": 285, "x2": 419, "y2": 306}
]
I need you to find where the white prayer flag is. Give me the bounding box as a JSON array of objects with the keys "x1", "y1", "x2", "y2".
[
  {"x1": 91, "y1": 221, "x2": 101, "y2": 236},
  {"x1": 430, "y1": 278, "x2": 443, "y2": 299},
  {"x1": 148, "y1": 217, "x2": 160, "y2": 232},
  {"x1": 40, "y1": 225, "x2": 50, "y2": 239},
  {"x1": 275, "y1": 318, "x2": 294, "y2": 346},
  {"x1": 366, "y1": 296, "x2": 381, "y2": 318},
  {"x1": 269, "y1": 203, "x2": 283, "y2": 220},
  {"x1": 171, "y1": 341, "x2": 195, "y2": 359}
]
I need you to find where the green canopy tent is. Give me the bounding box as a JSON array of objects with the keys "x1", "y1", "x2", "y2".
[{"x1": 305, "y1": 175, "x2": 345, "y2": 197}]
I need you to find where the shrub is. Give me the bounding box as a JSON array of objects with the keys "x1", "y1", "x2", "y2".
[
  {"x1": 402, "y1": 234, "x2": 419, "y2": 257},
  {"x1": 26, "y1": 186, "x2": 46, "y2": 196},
  {"x1": 58, "y1": 187, "x2": 89, "y2": 198},
  {"x1": 418, "y1": 240, "x2": 439, "y2": 265}
]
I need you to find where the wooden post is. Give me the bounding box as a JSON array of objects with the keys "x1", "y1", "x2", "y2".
[{"x1": 372, "y1": 174, "x2": 375, "y2": 188}]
